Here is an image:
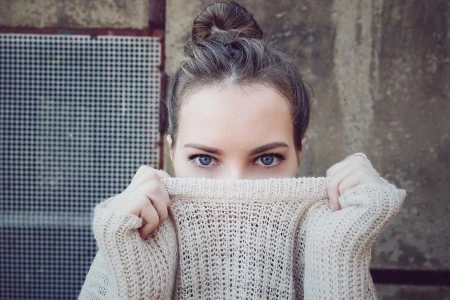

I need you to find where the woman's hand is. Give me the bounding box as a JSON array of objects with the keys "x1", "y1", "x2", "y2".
[
  {"x1": 105, "y1": 165, "x2": 171, "y2": 238},
  {"x1": 326, "y1": 153, "x2": 384, "y2": 211}
]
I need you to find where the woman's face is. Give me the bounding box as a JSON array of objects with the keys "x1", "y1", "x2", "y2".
[{"x1": 168, "y1": 83, "x2": 305, "y2": 179}]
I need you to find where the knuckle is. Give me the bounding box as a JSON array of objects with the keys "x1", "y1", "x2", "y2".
[
  {"x1": 354, "y1": 155, "x2": 368, "y2": 164},
  {"x1": 150, "y1": 213, "x2": 160, "y2": 228},
  {"x1": 140, "y1": 224, "x2": 156, "y2": 238},
  {"x1": 137, "y1": 165, "x2": 151, "y2": 175},
  {"x1": 355, "y1": 156, "x2": 365, "y2": 163},
  {"x1": 143, "y1": 211, "x2": 159, "y2": 229},
  {"x1": 136, "y1": 167, "x2": 159, "y2": 180},
  {"x1": 144, "y1": 169, "x2": 160, "y2": 180},
  {"x1": 156, "y1": 169, "x2": 170, "y2": 179},
  {"x1": 136, "y1": 194, "x2": 151, "y2": 207},
  {"x1": 145, "y1": 181, "x2": 161, "y2": 195},
  {"x1": 327, "y1": 179, "x2": 339, "y2": 190},
  {"x1": 146, "y1": 219, "x2": 158, "y2": 231}
]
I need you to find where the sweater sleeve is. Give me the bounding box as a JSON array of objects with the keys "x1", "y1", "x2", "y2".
[
  {"x1": 78, "y1": 197, "x2": 178, "y2": 300},
  {"x1": 300, "y1": 181, "x2": 406, "y2": 299}
]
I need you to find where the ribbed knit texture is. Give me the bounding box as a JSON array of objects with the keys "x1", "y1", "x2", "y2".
[{"x1": 79, "y1": 177, "x2": 406, "y2": 299}]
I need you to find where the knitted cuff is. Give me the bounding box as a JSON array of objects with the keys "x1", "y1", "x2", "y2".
[
  {"x1": 92, "y1": 198, "x2": 143, "y2": 248},
  {"x1": 338, "y1": 182, "x2": 406, "y2": 214}
]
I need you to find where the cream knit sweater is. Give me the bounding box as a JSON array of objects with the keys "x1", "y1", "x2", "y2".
[{"x1": 79, "y1": 177, "x2": 406, "y2": 299}]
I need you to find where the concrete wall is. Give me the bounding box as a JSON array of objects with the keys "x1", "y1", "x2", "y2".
[
  {"x1": 1, "y1": 0, "x2": 449, "y2": 298},
  {"x1": 0, "y1": 0, "x2": 149, "y2": 28}
]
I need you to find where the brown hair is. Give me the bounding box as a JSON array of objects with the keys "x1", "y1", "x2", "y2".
[{"x1": 166, "y1": 1, "x2": 311, "y2": 151}]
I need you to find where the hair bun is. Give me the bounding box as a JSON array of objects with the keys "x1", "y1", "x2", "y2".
[{"x1": 192, "y1": 1, "x2": 263, "y2": 44}]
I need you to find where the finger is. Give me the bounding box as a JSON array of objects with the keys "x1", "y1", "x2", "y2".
[
  {"x1": 130, "y1": 165, "x2": 155, "y2": 186},
  {"x1": 138, "y1": 204, "x2": 160, "y2": 239},
  {"x1": 130, "y1": 169, "x2": 161, "y2": 189},
  {"x1": 327, "y1": 153, "x2": 373, "y2": 179},
  {"x1": 131, "y1": 180, "x2": 171, "y2": 208},
  {"x1": 347, "y1": 152, "x2": 370, "y2": 163},
  {"x1": 342, "y1": 154, "x2": 380, "y2": 181},
  {"x1": 154, "y1": 169, "x2": 170, "y2": 179},
  {"x1": 152, "y1": 170, "x2": 171, "y2": 206},
  {"x1": 338, "y1": 169, "x2": 368, "y2": 196},
  {"x1": 326, "y1": 160, "x2": 351, "y2": 179},
  {"x1": 344, "y1": 153, "x2": 372, "y2": 168},
  {"x1": 327, "y1": 163, "x2": 360, "y2": 211},
  {"x1": 147, "y1": 192, "x2": 169, "y2": 224},
  {"x1": 134, "y1": 192, "x2": 169, "y2": 226}
]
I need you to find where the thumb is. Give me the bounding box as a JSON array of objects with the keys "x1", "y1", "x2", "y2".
[{"x1": 152, "y1": 168, "x2": 171, "y2": 179}]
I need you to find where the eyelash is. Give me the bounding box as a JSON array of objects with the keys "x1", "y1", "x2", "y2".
[
  {"x1": 188, "y1": 152, "x2": 286, "y2": 169},
  {"x1": 188, "y1": 154, "x2": 219, "y2": 169},
  {"x1": 257, "y1": 152, "x2": 285, "y2": 168}
]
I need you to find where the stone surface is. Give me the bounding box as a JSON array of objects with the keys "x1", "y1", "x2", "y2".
[
  {"x1": 165, "y1": 0, "x2": 450, "y2": 273},
  {"x1": 375, "y1": 284, "x2": 450, "y2": 300},
  {"x1": 0, "y1": 0, "x2": 149, "y2": 28}
]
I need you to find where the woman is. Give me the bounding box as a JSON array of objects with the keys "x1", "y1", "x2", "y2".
[
  {"x1": 80, "y1": 2, "x2": 404, "y2": 299},
  {"x1": 106, "y1": 1, "x2": 385, "y2": 239}
]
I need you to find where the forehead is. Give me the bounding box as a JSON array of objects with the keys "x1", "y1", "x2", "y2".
[{"x1": 177, "y1": 83, "x2": 294, "y2": 149}]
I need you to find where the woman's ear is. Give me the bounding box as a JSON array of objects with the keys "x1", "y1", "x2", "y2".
[{"x1": 167, "y1": 135, "x2": 174, "y2": 162}]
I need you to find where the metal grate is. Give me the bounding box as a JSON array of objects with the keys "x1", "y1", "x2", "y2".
[{"x1": 0, "y1": 34, "x2": 162, "y2": 299}]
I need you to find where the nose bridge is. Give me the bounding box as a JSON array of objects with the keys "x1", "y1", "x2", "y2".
[{"x1": 225, "y1": 163, "x2": 247, "y2": 180}]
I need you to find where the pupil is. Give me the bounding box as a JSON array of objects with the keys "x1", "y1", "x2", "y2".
[
  {"x1": 261, "y1": 155, "x2": 274, "y2": 165},
  {"x1": 199, "y1": 155, "x2": 211, "y2": 165}
]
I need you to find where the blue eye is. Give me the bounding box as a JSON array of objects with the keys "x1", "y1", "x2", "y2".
[
  {"x1": 261, "y1": 154, "x2": 274, "y2": 165},
  {"x1": 255, "y1": 154, "x2": 282, "y2": 167},
  {"x1": 194, "y1": 155, "x2": 214, "y2": 166}
]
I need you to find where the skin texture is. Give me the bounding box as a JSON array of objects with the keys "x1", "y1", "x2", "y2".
[
  {"x1": 107, "y1": 83, "x2": 384, "y2": 238},
  {"x1": 168, "y1": 83, "x2": 303, "y2": 179}
]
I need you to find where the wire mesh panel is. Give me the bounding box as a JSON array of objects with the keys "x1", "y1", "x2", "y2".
[{"x1": 0, "y1": 34, "x2": 162, "y2": 299}]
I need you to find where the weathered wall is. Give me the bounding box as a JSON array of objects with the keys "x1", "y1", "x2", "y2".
[
  {"x1": 166, "y1": 0, "x2": 450, "y2": 298},
  {"x1": 0, "y1": 0, "x2": 149, "y2": 28},
  {"x1": 1, "y1": 0, "x2": 448, "y2": 298}
]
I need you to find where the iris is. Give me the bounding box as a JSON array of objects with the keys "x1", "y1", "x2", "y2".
[
  {"x1": 198, "y1": 155, "x2": 212, "y2": 166},
  {"x1": 260, "y1": 154, "x2": 274, "y2": 166}
]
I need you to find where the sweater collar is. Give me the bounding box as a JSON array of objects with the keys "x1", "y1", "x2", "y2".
[{"x1": 162, "y1": 177, "x2": 330, "y2": 202}]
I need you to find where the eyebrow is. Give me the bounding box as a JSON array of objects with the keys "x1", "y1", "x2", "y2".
[
  {"x1": 248, "y1": 142, "x2": 289, "y2": 156},
  {"x1": 183, "y1": 143, "x2": 222, "y2": 155},
  {"x1": 183, "y1": 142, "x2": 289, "y2": 156}
]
